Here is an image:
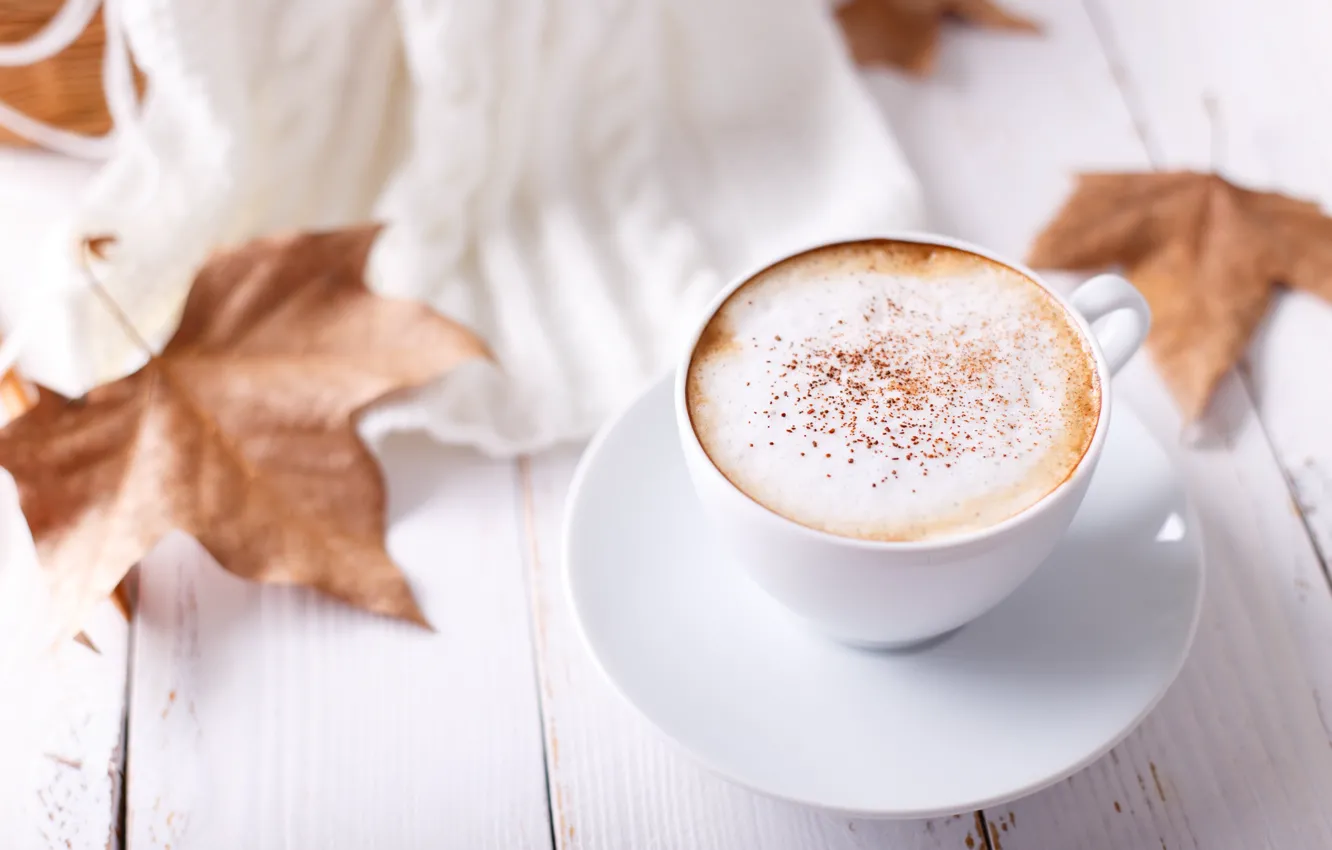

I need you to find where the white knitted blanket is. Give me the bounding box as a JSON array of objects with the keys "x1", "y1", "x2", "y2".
[{"x1": 1, "y1": 0, "x2": 921, "y2": 455}]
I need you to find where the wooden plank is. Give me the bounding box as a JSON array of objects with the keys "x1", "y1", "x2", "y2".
[
  {"x1": 525, "y1": 3, "x2": 1332, "y2": 845},
  {"x1": 0, "y1": 601, "x2": 128, "y2": 850},
  {"x1": 125, "y1": 438, "x2": 552, "y2": 849},
  {"x1": 860, "y1": 0, "x2": 1332, "y2": 846},
  {"x1": 989, "y1": 364, "x2": 1332, "y2": 849},
  {"x1": 0, "y1": 150, "x2": 128, "y2": 850},
  {"x1": 523, "y1": 450, "x2": 979, "y2": 850},
  {"x1": 1080, "y1": 0, "x2": 1332, "y2": 585}
]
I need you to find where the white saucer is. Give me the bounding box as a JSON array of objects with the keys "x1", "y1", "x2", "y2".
[{"x1": 564, "y1": 377, "x2": 1204, "y2": 818}]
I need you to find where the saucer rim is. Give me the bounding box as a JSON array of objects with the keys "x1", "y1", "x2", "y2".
[{"x1": 562, "y1": 377, "x2": 1206, "y2": 819}]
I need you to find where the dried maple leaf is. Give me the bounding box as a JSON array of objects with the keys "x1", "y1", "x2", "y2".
[
  {"x1": 0, "y1": 226, "x2": 487, "y2": 641},
  {"x1": 836, "y1": 0, "x2": 1039, "y2": 75},
  {"x1": 1029, "y1": 171, "x2": 1332, "y2": 420}
]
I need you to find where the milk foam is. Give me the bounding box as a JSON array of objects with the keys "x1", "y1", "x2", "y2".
[{"x1": 686, "y1": 241, "x2": 1100, "y2": 542}]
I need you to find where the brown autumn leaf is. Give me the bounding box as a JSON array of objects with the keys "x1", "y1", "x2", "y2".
[
  {"x1": 2, "y1": 347, "x2": 123, "y2": 650},
  {"x1": 836, "y1": 0, "x2": 1039, "y2": 75},
  {"x1": 2, "y1": 366, "x2": 126, "y2": 652},
  {"x1": 0, "y1": 226, "x2": 487, "y2": 641},
  {"x1": 1028, "y1": 171, "x2": 1332, "y2": 421}
]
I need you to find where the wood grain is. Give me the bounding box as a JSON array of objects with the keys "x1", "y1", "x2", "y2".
[
  {"x1": 521, "y1": 450, "x2": 979, "y2": 850},
  {"x1": 125, "y1": 439, "x2": 553, "y2": 849},
  {"x1": 8, "y1": 1, "x2": 1332, "y2": 847},
  {"x1": 1080, "y1": 0, "x2": 1332, "y2": 598},
  {"x1": 3, "y1": 602, "x2": 128, "y2": 850},
  {"x1": 0, "y1": 1, "x2": 115, "y2": 146},
  {"x1": 0, "y1": 148, "x2": 125, "y2": 850},
  {"x1": 861, "y1": 0, "x2": 1332, "y2": 846}
]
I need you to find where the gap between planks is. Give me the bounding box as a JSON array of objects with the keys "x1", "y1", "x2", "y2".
[
  {"x1": 516, "y1": 454, "x2": 564, "y2": 850},
  {"x1": 1080, "y1": 0, "x2": 1332, "y2": 601},
  {"x1": 863, "y1": 0, "x2": 1332, "y2": 845}
]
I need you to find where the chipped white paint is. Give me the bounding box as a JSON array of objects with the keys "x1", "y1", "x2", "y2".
[
  {"x1": 1078, "y1": 0, "x2": 1332, "y2": 573},
  {"x1": 0, "y1": 149, "x2": 127, "y2": 850},
  {"x1": 126, "y1": 440, "x2": 553, "y2": 849},
  {"x1": 523, "y1": 450, "x2": 980, "y2": 849},
  {"x1": 4, "y1": 601, "x2": 128, "y2": 850},
  {"x1": 860, "y1": 0, "x2": 1332, "y2": 846},
  {"x1": 7, "y1": 1, "x2": 1332, "y2": 847}
]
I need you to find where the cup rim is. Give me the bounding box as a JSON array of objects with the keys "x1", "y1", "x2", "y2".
[{"x1": 674, "y1": 231, "x2": 1115, "y2": 553}]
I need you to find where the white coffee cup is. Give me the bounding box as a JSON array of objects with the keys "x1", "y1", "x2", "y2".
[{"x1": 674, "y1": 234, "x2": 1150, "y2": 647}]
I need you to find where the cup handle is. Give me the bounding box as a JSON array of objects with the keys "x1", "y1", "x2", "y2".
[{"x1": 1068, "y1": 274, "x2": 1151, "y2": 376}]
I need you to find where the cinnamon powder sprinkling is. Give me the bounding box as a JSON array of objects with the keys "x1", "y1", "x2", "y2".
[
  {"x1": 736, "y1": 293, "x2": 1061, "y2": 479},
  {"x1": 684, "y1": 239, "x2": 1100, "y2": 541}
]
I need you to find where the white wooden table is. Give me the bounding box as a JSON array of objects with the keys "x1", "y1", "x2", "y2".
[{"x1": 9, "y1": 1, "x2": 1332, "y2": 847}]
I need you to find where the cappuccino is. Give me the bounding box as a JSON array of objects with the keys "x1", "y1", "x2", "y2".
[{"x1": 686, "y1": 240, "x2": 1100, "y2": 542}]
